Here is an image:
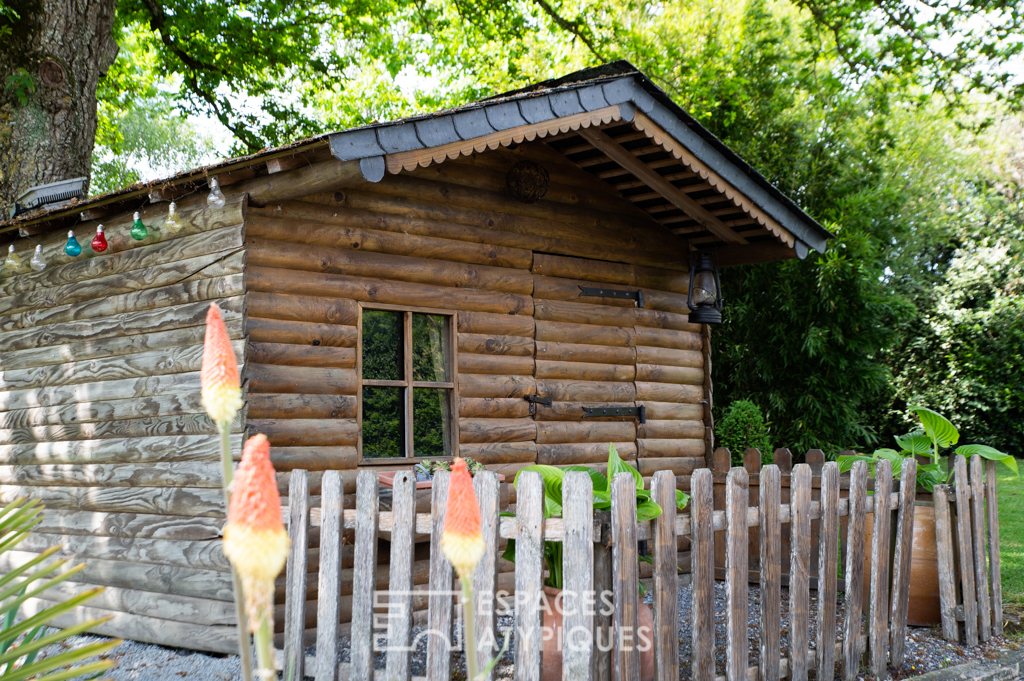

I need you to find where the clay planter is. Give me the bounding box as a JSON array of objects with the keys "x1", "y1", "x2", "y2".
[
  {"x1": 540, "y1": 586, "x2": 655, "y2": 681},
  {"x1": 863, "y1": 500, "x2": 940, "y2": 626}
]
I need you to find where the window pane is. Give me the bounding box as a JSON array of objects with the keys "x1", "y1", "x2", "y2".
[
  {"x1": 362, "y1": 310, "x2": 403, "y2": 381},
  {"x1": 362, "y1": 387, "x2": 405, "y2": 458},
  {"x1": 413, "y1": 388, "x2": 451, "y2": 458},
  {"x1": 412, "y1": 314, "x2": 449, "y2": 382}
]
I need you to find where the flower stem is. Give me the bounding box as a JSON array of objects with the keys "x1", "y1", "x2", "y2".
[
  {"x1": 461, "y1": 575, "x2": 478, "y2": 681},
  {"x1": 254, "y1": 617, "x2": 276, "y2": 680},
  {"x1": 219, "y1": 420, "x2": 254, "y2": 680}
]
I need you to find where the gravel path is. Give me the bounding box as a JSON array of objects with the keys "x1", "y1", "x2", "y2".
[{"x1": 41, "y1": 584, "x2": 1017, "y2": 680}]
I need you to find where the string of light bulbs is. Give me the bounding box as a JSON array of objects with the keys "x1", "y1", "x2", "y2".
[{"x1": 3, "y1": 175, "x2": 225, "y2": 274}]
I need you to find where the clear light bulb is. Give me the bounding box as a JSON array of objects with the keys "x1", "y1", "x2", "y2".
[
  {"x1": 65, "y1": 230, "x2": 82, "y2": 257},
  {"x1": 130, "y1": 212, "x2": 148, "y2": 241},
  {"x1": 30, "y1": 244, "x2": 46, "y2": 271},
  {"x1": 207, "y1": 177, "x2": 226, "y2": 208},
  {"x1": 4, "y1": 245, "x2": 21, "y2": 271},
  {"x1": 91, "y1": 225, "x2": 108, "y2": 253},
  {"x1": 165, "y1": 201, "x2": 184, "y2": 233}
]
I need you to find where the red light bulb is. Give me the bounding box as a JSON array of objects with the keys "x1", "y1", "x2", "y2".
[{"x1": 91, "y1": 225, "x2": 108, "y2": 253}]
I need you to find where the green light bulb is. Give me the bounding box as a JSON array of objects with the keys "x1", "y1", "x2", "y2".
[
  {"x1": 130, "y1": 212, "x2": 148, "y2": 240},
  {"x1": 4, "y1": 245, "x2": 21, "y2": 271}
]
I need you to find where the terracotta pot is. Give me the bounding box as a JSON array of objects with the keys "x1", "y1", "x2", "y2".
[
  {"x1": 863, "y1": 501, "x2": 940, "y2": 626},
  {"x1": 540, "y1": 586, "x2": 655, "y2": 681}
]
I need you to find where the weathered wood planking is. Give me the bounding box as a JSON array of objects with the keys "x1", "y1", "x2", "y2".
[
  {"x1": 385, "y1": 472, "x2": 417, "y2": 681},
  {"x1": 473, "y1": 472, "x2": 502, "y2": 681},
  {"x1": 650, "y1": 471, "x2": 678, "y2": 681},
  {"x1": 425, "y1": 472, "x2": 452, "y2": 681},
  {"x1": 284, "y1": 469, "x2": 310, "y2": 681},
  {"x1": 612, "y1": 472, "x2": 640, "y2": 681},
  {"x1": 514, "y1": 472, "x2": 544, "y2": 681},
  {"x1": 985, "y1": 461, "x2": 1003, "y2": 637},
  {"x1": 816, "y1": 462, "x2": 840, "y2": 680},
  {"x1": 868, "y1": 460, "x2": 893, "y2": 677},
  {"x1": 888, "y1": 459, "x2": 917, "y2": 666},
  {"x1": 725, "y1": 467, "x2": 748, "y2": 681},
  {"x1": 315, "y1": 471, "x2": 344, "y2": 681},
  {"x1": 932, "y1": 484, "x2": 959, "y2": 642},
  {"x1": 788, "y1": 464, "x2": 811, "y2": 681},
  {"x1": 969, "y1": 455, "x2": 992, "y2": 641},
  {"x1": 759, "y1": 464, "x2": 781, "y2": 681},
  {"x1": 953, "y1": 456, "x2": 979, "y2": 646},
  {"x1": 842, "y1": 461, "x2": 868, "y2": 681},
  {"x1": 349, "y1": 471, "x2": 379, "y2": 679}
]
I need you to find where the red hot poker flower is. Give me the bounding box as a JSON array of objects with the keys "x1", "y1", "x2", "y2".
[
  {"x1": 201, "y1": 303, "x2": 242, "y2": 425},
  {"x1": 440, "y1": 458, "x2": 486, "y2": 578}
]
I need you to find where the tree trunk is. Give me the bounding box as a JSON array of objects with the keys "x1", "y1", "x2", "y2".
[{"x1": 0, "y1": 0, "x2": 118, "y2": 215}]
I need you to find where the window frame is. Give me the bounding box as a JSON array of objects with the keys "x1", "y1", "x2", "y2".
[{"x1": 357, "y1": 302, "x2": 459, "y2": 464}]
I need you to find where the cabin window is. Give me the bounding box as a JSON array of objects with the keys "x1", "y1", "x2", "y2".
[{"x1": 360, "y1": 308, "x2": 455, "y2": 459}]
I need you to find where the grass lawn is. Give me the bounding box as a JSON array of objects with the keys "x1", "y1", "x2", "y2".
[{"x1": 997, "y1": 465, "x2": 1024, "y2": 611}]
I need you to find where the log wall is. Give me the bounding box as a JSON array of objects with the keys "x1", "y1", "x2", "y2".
[{"x1": 0, "y1": 196, "x2": 248, "y2": 653}]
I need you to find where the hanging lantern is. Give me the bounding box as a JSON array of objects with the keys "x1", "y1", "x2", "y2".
[
  {"x1": 64, "y1": 231, "x2": 82, "y2": 257},
  {"x1": 207, "y1": 177, "x2": 226, "y2": 208},
  {"x1": 91, "y1": 225, "x2": 108, "y2": 253},
  {"x1": 686, "y1": 252, "x2": 723, "y2": 324},
  {"x1": 4, "y1": 245, "x2": 21, "y2": 271},
  {"x1": 130, "y1": 212, "x2": 148, "y2": 241},
  {"x1": 165, "y1": 201, "x2": 184, "y2": 233},
  {"x1": 30, "y1": 245, "x2": 46, "y2": 271}
]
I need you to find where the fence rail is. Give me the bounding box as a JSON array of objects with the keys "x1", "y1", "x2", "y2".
[{"x1": 285, "y1": 459, "x2": 919, "y2": 681}]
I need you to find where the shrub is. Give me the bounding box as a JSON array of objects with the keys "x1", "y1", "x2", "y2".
[{"x1": 717, "y1": 400, "x2": 773, "y2": 466}]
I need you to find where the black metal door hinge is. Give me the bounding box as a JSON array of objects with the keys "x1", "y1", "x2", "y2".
[
  {"x1": 524, "y1": 394, "x2": 552, "y2": 415},
  {"x1": 578, "y1": 286, "x2": 644, "y2": 308},
  {"x1": 581, "y1": 404, "x2": 646, "y2": 423}
]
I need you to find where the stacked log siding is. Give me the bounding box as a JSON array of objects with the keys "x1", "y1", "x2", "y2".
[{"x1": 0, "y1": 196, "x2": 248, "y2": 653}]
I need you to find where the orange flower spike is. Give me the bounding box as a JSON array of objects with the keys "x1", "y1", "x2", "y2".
[
  {"x1": 440, "y1": 458, "x2": 486, "y2": 578},
  {"x1": 222, "y1": 435, "x2": 290, "y2": 629},
  {"x1": 201, "y1": 303, "x2": 242, "y2": 425}
]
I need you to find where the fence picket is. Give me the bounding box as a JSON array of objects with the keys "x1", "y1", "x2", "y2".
[
  {"x1": 690, "y1": 469, "x2": 715, "y2": 681},
  {"x1": 932, "y1": 484, "x2": 959, "y2": 643},
  {"x1": 474, "y1": 472, "x2": 502, "y2": 681},
  {"x1": 868, "y1": 459, "x2": 893, "y2": 678},
  {"x1": 350, "y1": 470, "x2": 380, "y2": 680},
  {"x1": 985, "y1": 461, "x2": 1003, "y2": 637},
  {"x1": 315, "y1": 470, "x2": 343, "y2": 681},
  {"x1": 563, "y1": 472, "x2": 595, "y2": 681},
  {"x1": 842, "y1": 461, "x2": 868, "y2": 681},
  {"x1": 594, "y1": 519, "x2": 613, "y2": 681},
  {"x1": 970, "y1": 455, "x2": 992, "y2": 641},
  {"x1": 385, "y1": 471, "x2": 416, "y2": 681},
  {"x1": 515, "y1": 472, "x2": 545, "y2": 681},
  {"x1": 426, "y1": 471, "x2": 452, "y2": 681},
  {"x1": 816, "y1": 462, "x2": 840, "y2": 681},
  {"x1": 759, "y1": 464, "x2": 782, "y2": 681},
  {"x1": 789, "y1": 464, "x2": 811, "y2": 681},
  {"x1": 612, "y1": 472, "x2": 640, "y2": 681},
  {"x1": 651, "y1": 471, "x2": 678, "y2": 681},
  {"x1": 725, "y1": 467, "x2": 748, "y2": 681},
  {"x1": 284, "y1": 468, "x2": 309, "y2": 681},
  {"x1": 954, "y1": 455, "x2": 979, "y2": 647},
  {"x1": 888, "y1": 459, "x2": 917, "y2": 666}
]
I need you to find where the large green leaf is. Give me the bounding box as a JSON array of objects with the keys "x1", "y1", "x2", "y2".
[
  {"x1": 894, "y1": 433, "x2": 932, "y2": 455},
  {"x1": 956, "y1": 444, "x2": 1019, "y2": 476},
  {"x1": 837, "y1": 454, "x2": 874, "y2": 474},
  {"x1": 513, "y1": 465, "x2": 566, "y2": 517},
  {"x1": 635, "y1": 500, "x2": 663, "y2": 523},
  {"x1": 911, "y1": 406, "x2": 959, "y2": 449},
  {"x1": 676, "y1": 490, "x2": 690, "y2": 510},
  {"x1": 561, "y1": 466, "x2": 608, "y2": 495},
  {"x1": 607, "y1": 444, "x2": 643, "y2": 490}
]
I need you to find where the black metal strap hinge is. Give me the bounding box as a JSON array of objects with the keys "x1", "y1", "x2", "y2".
[
  {"x1": 524, "y1": 394, "x2": 552, "y2": 415},
  {"x1": 581, "y1": 404, "x2": 646, "y2": 424},
  {"x1": 578, "y1": 286, "x2": 644, "y2": 308}
]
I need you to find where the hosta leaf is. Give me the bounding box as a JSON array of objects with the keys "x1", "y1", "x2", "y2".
[
  {"x1": 635, "y1": 500, "x2": 662, "y2": 522},
  {"x1": 562, "y1": 466, "x2": 608, "y2": 495},
  {"x1": 837, "y1": 454, "x2": 874, "y2": 474},
  {"x1": 676, "y1": 490, "x2": 690, "y2": 510},
  {"x1": 872, "y1": 448, "x2": 909, "y2": 472},
  {"x1": 607, "y1": 444, "x2": 643, "y2": 490},
  {"x1": 956, "y1": 444, "x2": 1019, "y2": 476},
  {"x1": 910, "y1": 406, "x2": 959, "y2": 448},
  {"x1": 894, "y1": 433, "x2": 932, "y2": 455},
  {"x1": 513, "y1": 465, "x2": 565, "y2": 513}
]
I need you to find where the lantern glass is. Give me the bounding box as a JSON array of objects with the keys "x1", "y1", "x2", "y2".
[{"x1": 692, "y1": 269, "x2": 718, "y2": 305}]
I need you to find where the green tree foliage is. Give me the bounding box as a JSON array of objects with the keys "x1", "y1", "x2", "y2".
[{"x1": 716, "y1": 400, "x2": 773, "y2": 466}]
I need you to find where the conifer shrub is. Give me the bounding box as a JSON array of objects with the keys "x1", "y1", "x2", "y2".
[{"x1": 717, "y1": 400, "x2": 773, "y2": 466}]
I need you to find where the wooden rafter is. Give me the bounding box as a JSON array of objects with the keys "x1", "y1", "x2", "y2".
[{"x1": 577, "y1": 127, "x2": 747, "y2": 245}]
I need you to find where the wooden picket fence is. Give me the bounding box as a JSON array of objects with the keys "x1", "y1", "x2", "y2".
[
  {"x1": 282, "y1": 458, "x2": 918, "y2": 681},
  {"x1": 933, "y1": 454, "x2": 1004, "y2": 646}
]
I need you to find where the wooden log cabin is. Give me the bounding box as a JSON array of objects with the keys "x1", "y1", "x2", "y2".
[{"x1": 0, "y1": 62, "x2": 831, "y2": 652}]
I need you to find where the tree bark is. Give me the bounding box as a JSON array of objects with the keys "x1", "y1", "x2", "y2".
[{"x1": 0, "y1": 0, "x2": 118, "y2": 214}]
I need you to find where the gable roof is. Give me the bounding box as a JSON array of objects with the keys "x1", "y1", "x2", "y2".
[{"x1": 2, "y1": 61, "x2": 831, "y2": 261}]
